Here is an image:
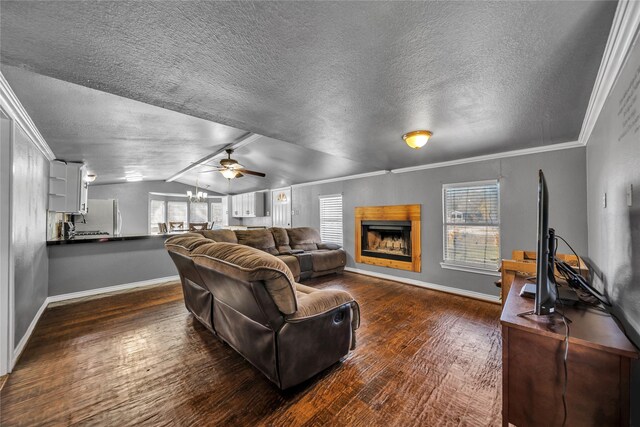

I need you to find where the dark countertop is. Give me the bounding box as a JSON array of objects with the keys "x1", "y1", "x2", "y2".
[{"x1": 46, "y1": 232, "x2": 186, "y2": 246}]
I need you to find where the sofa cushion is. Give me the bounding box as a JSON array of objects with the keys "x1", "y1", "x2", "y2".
[
  {"x1": 277, "y1": 255, "x2": 301, "y2": 281},
  {"x1": 198, "y1": 229, "x2": 238, "y2": 243},
  {"x1": 235, "y1": 229, "x2": 279, "y2": 255},
  {"x1": 287, "y1": 227, "x2": 322, "y2": 251},
  {"x1": 311, "y1": 249, "x2": 347, "y2": 272},
  {"x1": 164, "y1": 233, "x2": 210, "y2": 255},
  {"x1": 191, "y1": 242, "x2": 298, "y2": 315},
  {"x1": 317, "y1": 242, "x2": 342, "y2": 250},
  {"x1": 270, "y1": 227, "x2": 292, "y2": 253}
]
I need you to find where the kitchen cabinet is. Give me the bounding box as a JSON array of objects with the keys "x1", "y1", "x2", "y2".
[
  {"x1": 48, "y1": 161, "x2": 88, "y2": 214},
  {"x1": 231, "y1": 192, "x2": 264, "y2": 218},
  {"x1": 48, "y1": 160, "x2": 67, "y2": 212}
]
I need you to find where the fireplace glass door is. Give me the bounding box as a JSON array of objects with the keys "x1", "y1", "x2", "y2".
[{"x1": 361, "y1": 220, "x2": 412, "y2": 262}]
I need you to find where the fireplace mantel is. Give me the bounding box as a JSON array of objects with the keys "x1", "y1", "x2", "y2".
[{"x1": 355, "y1": 204, "x2": 421, "y2": 272}]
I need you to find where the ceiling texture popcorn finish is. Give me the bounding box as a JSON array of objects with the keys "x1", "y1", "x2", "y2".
[{"x1": 0, "y1": 1, "x2": 617, "y2": 192}]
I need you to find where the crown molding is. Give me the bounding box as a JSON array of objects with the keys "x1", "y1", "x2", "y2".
[
  {"x1": 0, "y1": 71, "x2": 55, "y2": 161},
  {"x1": 291, "y1": 170, "x2": 389, "y2": 188},
  {"x1": 578, "y1": 0, "x2": 640, "y2": 146},
  {"x1": 390, "y1": 140, "x2": 582, "y2": 174}
]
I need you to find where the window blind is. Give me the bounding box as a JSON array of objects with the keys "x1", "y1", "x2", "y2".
[
  {"x1": 167, "y1": 201, "x2": 188, "y2": 224},
  {"x1": 190, "y1": 202, "x2": 208, "y2": 223},
  {"x1": 443, "y1": 181, "x2": 500, "y2": 270},
  {"x1": 149, "y1": 200, "x2": 165, "y2": 233},
  {"x1": 319, "y1": 194, "x2": 343, "y2": 246}
]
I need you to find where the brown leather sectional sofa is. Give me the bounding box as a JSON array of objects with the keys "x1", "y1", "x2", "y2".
[
  {"x1": 165, "y1": 231, "x2": 359, "y2": 389},
  {"x1": 197, "y1": 227, "x2": 347, "y2": 280}
]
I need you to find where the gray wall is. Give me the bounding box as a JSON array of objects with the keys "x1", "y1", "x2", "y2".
[
  {"x1": 292, "y1": 147, "x2": 588, "y2": 297},
  {"x1": 586, "y1": 31, "x2": 639, "y2": 423},
  {"x1": 12, "y1": 124, "x2": 49, "y2": 346},
  {"x1": 88, "y1": 181, "x2": 220, "y2": 235},
  {"x1": 48, "y1": 238, "x2": 178, "y2": 296}
]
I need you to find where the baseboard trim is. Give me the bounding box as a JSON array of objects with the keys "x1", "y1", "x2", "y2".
[
  {"x1": 47, "y1": 275, "x2": 180, "y2": 304},
  {"x1": 344, "y1": 267, "x2": 500, "y2": 304},
  {"x1": 11, "y1": 297, "x2": 48, "y2": 369},
  {"x1": 10, "y1": 275, "x2": 180, "y2": 370}
]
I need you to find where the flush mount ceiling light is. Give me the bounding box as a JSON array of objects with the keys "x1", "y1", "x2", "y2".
[
  {"x1": 84, "y1": 173, "x2": 97, "y2": 183},
  {"x1": 402, "y1": 130, "x2": 433, "y2": 149}
]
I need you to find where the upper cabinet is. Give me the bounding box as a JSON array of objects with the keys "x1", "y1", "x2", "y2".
[
  {"x1": 48, "y1": 160, "x2": 88, "y2": 214},
  {"x1": 231, "y1": 192, "x2": 265, "y2": 218}
]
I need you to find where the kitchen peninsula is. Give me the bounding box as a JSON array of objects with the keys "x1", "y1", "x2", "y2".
[{"x1": 47, "y1": 233, "x2": 181, "y2": 298}]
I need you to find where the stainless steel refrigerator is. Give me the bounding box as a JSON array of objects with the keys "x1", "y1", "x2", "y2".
[{"x1": 74, "y1": 199, "x2": 122, "y2": 235}]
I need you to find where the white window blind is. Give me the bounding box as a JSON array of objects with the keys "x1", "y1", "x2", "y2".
[
  {"x1": 319, "y1": 194, "x2": 343, "y2": 246},
  {"x1": 167, "y1": 201, "x2": 188, "y2": 226},
  {"x1": 149, "y1": 199, "x2": 166, "y2": 233},
  {"x1": 190, "y1": 202, "x2": 208, "y2": 223},
  {"x1": 443, "y1": 180, "x2": 500, "y2": 270}
]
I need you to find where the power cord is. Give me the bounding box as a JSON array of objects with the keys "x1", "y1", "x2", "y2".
[{"x1": 555, "y1": 283, "x2": 570, "y2": 427}]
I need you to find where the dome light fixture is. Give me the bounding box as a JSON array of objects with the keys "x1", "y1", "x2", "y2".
[
  {"x1": 402, "y1": 130, "x2": 433, "y2": 149},
  {"x1": 221, "y1": 168, "x2": 239, "y2": 179}
]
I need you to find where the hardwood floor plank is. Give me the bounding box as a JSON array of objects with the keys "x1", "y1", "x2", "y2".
[{"x1": 1, "y1": 272, "x2": 502, "y2": 426}]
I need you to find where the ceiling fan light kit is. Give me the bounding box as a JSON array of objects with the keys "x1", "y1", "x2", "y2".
[
  {"x1": 199, "y1": 148, "x2": 266, "y2": 180},
  {"x1": 403, "y1": 130, "x2": 433, "y2": 149}
]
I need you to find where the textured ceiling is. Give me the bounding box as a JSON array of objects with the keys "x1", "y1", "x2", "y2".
[
  {"x1": 1, "y1": 65, "x2": 248, "y2": 184},
  {"x1": 0, "y1": 1, "x2": 617, "y2": 188},
  {"x1": 179, "y1": 136, "x2": 376, "y2": 195}
]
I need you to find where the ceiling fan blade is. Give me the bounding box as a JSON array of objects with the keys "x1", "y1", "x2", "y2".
[
  {"x1": 235, "y1": 172, "x2": 244, "y2": 178},
  {"x1": 198, "y1": 168, "x2": 224, "y2": 173},
  {"x1": 237, "y1": 169, "x2": 266, "y2": 177}
]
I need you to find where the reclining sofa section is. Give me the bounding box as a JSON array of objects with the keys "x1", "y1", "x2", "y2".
[
  {"x1": 197, "y1": 227, "x2": 346, "y2": 280},
  {"x1": 165, "y1": 232, "x2": 359, "y2": 389}
]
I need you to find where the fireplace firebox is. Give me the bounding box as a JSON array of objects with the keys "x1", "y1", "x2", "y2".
[
  {"x1": 361, "y1": 221, "x2": 412, "y2": 262},
  {"x1": 355, "y1": 204, "x2": 421, "y2": 272}
]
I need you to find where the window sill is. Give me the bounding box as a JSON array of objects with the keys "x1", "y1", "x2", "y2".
[{"x1": 440, "y1": 262, "x2": 501, "y2": 277}]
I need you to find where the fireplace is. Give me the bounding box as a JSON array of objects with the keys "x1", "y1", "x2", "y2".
[
  {"x1": 355, "y1": 204, "x2": 421, "y2": 272},
  {"x1": 361, "y1": 221, "x2": 412, "y2": 262}
]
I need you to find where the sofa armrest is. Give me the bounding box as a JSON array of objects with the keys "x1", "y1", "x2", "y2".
[
  {"x1": 286, "y1": 289, "x2": 360, "y2": 349},
  {"x1": 317, "y1": 243, "x2": 342, "y2": 250},
  {"x1": 280, "y1": 249, "x2": 305, "y2": 255}
]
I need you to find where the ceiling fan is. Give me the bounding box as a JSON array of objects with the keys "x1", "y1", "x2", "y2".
[{"x1": 199, "y1": 149, "x2": 266, "y2": 179}]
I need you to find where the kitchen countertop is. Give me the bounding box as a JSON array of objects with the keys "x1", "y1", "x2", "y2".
[{"x1": 46, "y1": 232, "x2": 187, "y2": 246}]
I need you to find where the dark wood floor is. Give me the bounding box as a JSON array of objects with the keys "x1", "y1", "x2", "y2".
[{"x1": 1, "y1": 272, "x2": 502, "y2": 426}]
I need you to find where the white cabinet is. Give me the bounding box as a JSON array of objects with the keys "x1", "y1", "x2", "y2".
[
  {"x1": 231, "y1": 194, "x2": 242, "y2": 217},
  {"x1": 48, "y1": 160, "x2": 67, "y2": 212},
  {"x1": 231, "y1": 192, "x2": 264, "y2": 218},
  {"x1": 48, "y1": 161, "x2": 88, "y2": 214}
]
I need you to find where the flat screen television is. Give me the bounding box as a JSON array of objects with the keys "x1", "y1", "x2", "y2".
[{"x1": 535, "y1": 170, "x2": 558, "y2": 315}]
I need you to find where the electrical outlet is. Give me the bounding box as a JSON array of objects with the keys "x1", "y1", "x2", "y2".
[
  {"x1": 602, "y1": 193, "x2": 607, "y2": 208},
  {"x1": 627, "y1": 184, "x2": 633, "y2": 207}
]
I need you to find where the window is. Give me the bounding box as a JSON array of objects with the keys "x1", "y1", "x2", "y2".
[
  {"x1": 167, "y1": 201, "x2": 188, "y2": 226},
  {"x1": 319, "y1": 194, "x2": 343, "y2": 246},
  {"x1": 442, "y1": 180, "x2": 500, "y2": 272},
  {"x1": 149, "y1": 199, "x2": 166, "y2": 233},
  {"x1": 189, "y1": 202, "x2": 208, "y2": 223}
]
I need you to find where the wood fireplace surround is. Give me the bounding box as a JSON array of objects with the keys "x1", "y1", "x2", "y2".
[{"x1": 355, "y1": 204, "x2": 421, "y2": 272}]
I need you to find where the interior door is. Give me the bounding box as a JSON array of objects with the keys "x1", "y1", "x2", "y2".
[{"x1": 272, "y1": 188, "x2": 291, "y2": 228}]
